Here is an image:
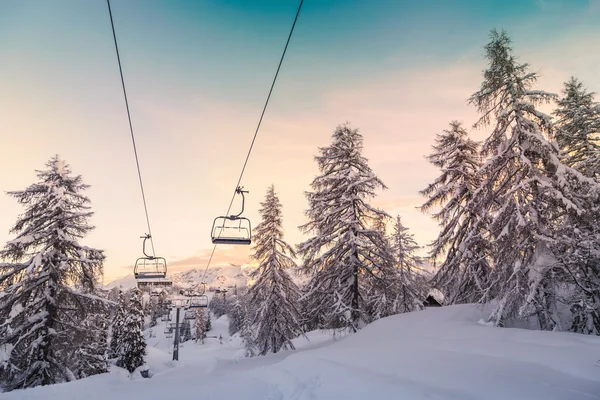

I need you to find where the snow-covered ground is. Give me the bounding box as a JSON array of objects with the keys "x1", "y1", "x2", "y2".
[{"x1": 4, "y1": 304, "x2": 600, "y2": 400}]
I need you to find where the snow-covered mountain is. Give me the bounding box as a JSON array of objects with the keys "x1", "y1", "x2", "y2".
[
  {"x1": 106, "y1": 264, "x2": 256, "y2": 290},
  {"x1": 171, "y1": 264, "x2": 253, "y2": 289}
]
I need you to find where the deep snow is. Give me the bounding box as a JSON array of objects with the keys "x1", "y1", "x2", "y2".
[{"x1": 3, "y1": 304, "x2": 600, "y2": 400}]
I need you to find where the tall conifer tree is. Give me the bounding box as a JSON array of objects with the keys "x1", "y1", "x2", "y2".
[
  {"x1": 467, "y1": 30, "x2": 598, "y2": 329},
  {"x1": 0, "y1": 156, "x2": 105, "y2": 390},
  {"x1": 247, "y1": 185, "x2": 303, "y2": 355},
  {"x1": 298, "y1": 124, "x2": 399, "y2": 331},
  {"x1": 554, "y1": 77, "x2": 600, "y2": 179},
  {"x1": 116, "y1": 288, "x2": 146, "y2": 373},
  {"x1": 420, "y1": 121, "x2": 490, "y2": 303}
]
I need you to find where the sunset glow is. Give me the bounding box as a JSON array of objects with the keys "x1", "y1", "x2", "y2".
[{"x1": 1, "y1": 0, "x2": 598, "y2": 282}]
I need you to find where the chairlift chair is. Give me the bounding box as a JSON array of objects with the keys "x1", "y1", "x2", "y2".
[
  {"x1": 188, "y1": 295, "x2": 208, "y2": 308},
  {"x1": 184, "y1": 310, "x2": 196, "y2": 320},
  {"x1": 134, "y1": 234, "x2": 167, "y2": 279},
  {"x1": 211, "y1": 187, "x2": 252, "y2": 245}
]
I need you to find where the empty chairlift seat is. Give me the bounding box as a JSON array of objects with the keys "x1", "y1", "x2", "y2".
[
  {"x1": 211, "y1": 217, "x2": 251, "y2": 245},
  {"x1": 188, "y1": 295, "x2": 208, "y2": 308},
  {"x1": 134, "y1": 234, "x2": 168, "y2": 279},
  {"x1": 210, "y1": 186, "x2": 252, "y2": 245},
  {"x1": 134, "y1": 256, "x2": 167, "y2": 279},
  {"x1": 184, "y1": 310, "x2": 196, "y2": 320}
]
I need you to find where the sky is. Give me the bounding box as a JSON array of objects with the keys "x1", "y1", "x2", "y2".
[{"x1": 1, "y1": 0, "x2": 599, "y2": 283}]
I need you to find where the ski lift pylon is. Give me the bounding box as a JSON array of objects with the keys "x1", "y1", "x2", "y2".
[
  {"x1": 134, "y1": 234, "x2": 167, "y2": 279},
  {"x1": 211, "y1": 187, "x2": 252, "y2": 245}
]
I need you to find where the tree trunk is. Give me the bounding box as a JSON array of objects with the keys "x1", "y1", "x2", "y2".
[
  {"x1": 351, "y1": 249, "x2": 359, "y2": 331},
  {"x1": 42, "y1": 272, "x2": 58, "y2": 386}
]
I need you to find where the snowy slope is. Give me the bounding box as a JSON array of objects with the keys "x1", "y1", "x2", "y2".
[{"x1": 4, "y1": 304, "x2": 600, "y2": 399}]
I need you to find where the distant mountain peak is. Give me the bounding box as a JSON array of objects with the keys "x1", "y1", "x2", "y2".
[{"x1": 105, "y1": 263, "x2": 256, "y2": 290}]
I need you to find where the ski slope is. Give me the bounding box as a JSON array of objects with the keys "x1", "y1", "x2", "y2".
[{"x1": 4, "y1": 305, "x2": 600, "y2": 400}]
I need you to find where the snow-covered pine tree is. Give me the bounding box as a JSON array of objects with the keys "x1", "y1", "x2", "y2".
[
  {"x1": 0, "y1": 156, "x2": 105, "y2": 391},
  {"x1": 298, "y1": 124, "x2": 397, "y2": 331},
  {"x1": 553, "y1": 211, "x2": 600, "y2": 334},
  {"x1": 550, "y1": 78, "x2": 600, "y2": 334},
  {"x1": 228, "y1": 298, "x2": 245, "y2": 336},
  {"x1": 109, "y1": 289, "x2": 127, "y2": 359},
  {"x1": 420, "y1": 121, "x2": 491, "y2": 304},
  {"x1": 209, "y1": 294, "x2": 230, "y2": 318},
  {"x1": 467, "y1": 30, "x2": 599, "y2": 329},
  {"x1": 181, "y1": 320, "x2": 192, "y2": 342},
  {"x1": 71, "y1": 309, "x2": 110, "y2": 379},
  {"x1": 195, "y1": 308, "x2": 206, "y2": 342},
  {"x1": 554, "y1": 77, "x2": 600, "y2": 179},
  {"x1": 206, "y1": 311, "x2": 212, "y2": 332},
  {"x1": 240, "y1": 304, "x2": 256, "y2": 357},
  {"x1": 363, "y1": 216, "x2": 428, "y2": 319},
  {"x1": 372, "y1": 214, "x2": 388, "y2": 235},
  {"x1": 388, "y1": 216, "x2": 425, "y2": 313},
  {"x1": 246, "y1": 185, "x2": 303, "y2": 355},
  {"x1": 390, "y1": 216, "x2": 421, "y2": 274},
  {"x1": 116, "y1": 288, "x2": 146, "y2": 373}
]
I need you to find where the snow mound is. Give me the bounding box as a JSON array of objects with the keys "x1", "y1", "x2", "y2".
[{"x1": 3, "y1": 304, "x2": 600, "y2": 399}]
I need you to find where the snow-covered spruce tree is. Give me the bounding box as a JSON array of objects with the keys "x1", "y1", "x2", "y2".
[
  {"x1": 388, "y1": 216, "x2": 425, "y2": 313},
  {"x1": 246, "y1": 185, "x2": 303, "y2": 355},
  {"x1": 552, "y1": 78, "x2": 600, "y2": 334},
  {"x1": 206, "y1": 310, "x2": 212, "y2": 332},
  {"x1": 209, "y1": 294, "x2": 230, "y2": 318},
  {"x1": 553, "y1": 211, "x2": 600, "y2": 334},
  {"x1": 109, "y1": 289, "x2": 127, "y2": 359},
  {"x1": 228, "y1": 298, "x2": 245, "y2": 336},
  {"x1": 116, "y1": 288, "x2": 146, "y2": 373},
  {"x1": 420, "y1": 121, "x2": 491, "y2": 304},
  {"x1": 0, "y1": 156, "x2": 105, "y2": 391},
  {"x1": 298, "y1": 124, "x2": 398, "y2": 331},
  {"x1": 195, "y1": 308, "x2": 206, "y2": 342},
  {"x1": 468, "y1": 30, "x2": 599, "y2": 329},
  {"x1": 71, "y1": 309, "x2": 110, "y2": 379},
  {"x1": 551, "y1": 80, "x2": 600, "y2": 331},
  {"x1": 372, "y1": 214, "x2": 388, "y2": 235},
  {"x1": 554, "y1": 77, "x2": 600, "y2": 179},
  {"x1": 240, "y1": 304, "x2": 256, "y2": 357},
  {"x1": 181, "y1": 320, "x2": 192, "y2": 342}
]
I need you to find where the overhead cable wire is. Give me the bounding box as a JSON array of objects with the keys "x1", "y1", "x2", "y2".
[
  {"x1": 199, "y1": 0, "x2": 305, "y2": 285},
  {"x1": 106, "y1": 0, "x2": 156, "y2": 257}
]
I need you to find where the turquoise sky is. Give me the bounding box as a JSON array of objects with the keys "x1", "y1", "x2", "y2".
[{"x1": 1, "y1": 0, "x2": 598, "y2": 281}]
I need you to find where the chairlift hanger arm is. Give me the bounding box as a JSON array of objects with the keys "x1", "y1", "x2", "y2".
[
  {"x1": 141, "y1": 234, "x2": 153, "y2": 259},
  {"x1": 231, "y1": 186, "x2": 249, "y2": 218}
]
